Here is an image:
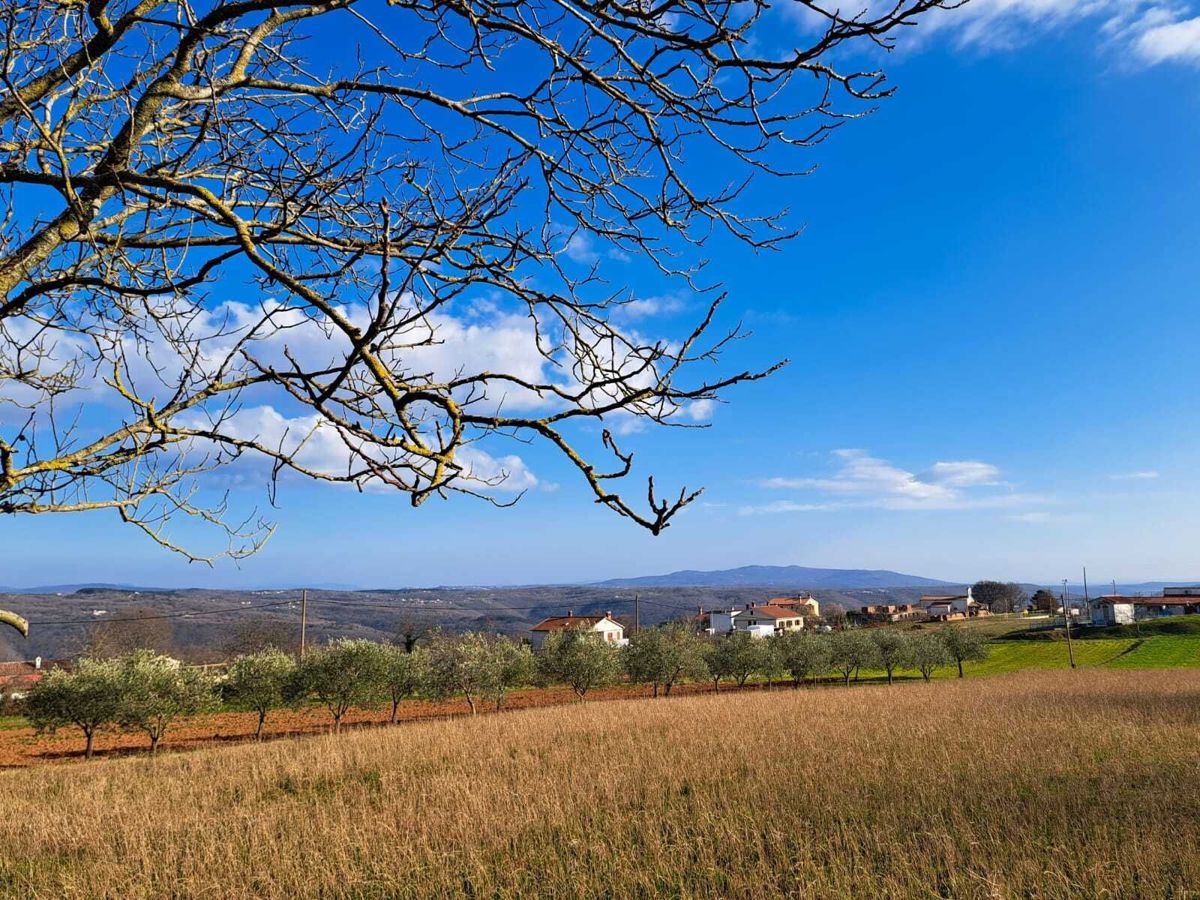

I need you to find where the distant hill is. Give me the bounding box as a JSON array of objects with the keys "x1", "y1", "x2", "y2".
[{"x1": 594, "y1": 566, "x2": 956, "y2": 589}]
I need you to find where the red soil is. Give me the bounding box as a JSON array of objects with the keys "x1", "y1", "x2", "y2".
[{"x1": 0, "y1": 680, "x2": 744, "y2": 768}]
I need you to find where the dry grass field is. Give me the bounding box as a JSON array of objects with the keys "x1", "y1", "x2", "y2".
[{"x1": 2, "y1": 669, "x2": 1199, "y2": 899}]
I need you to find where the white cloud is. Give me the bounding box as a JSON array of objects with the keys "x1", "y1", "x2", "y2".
[
  {"x1": 1110, "y1": 469, "x2": 1160, "y2": 480},
  {"x1": 619, "y1": 293, "x2": 688, "y2": 319},
  {"x1": 778, "y1": 0, "x2": 1200, "y2": 67},
  {"x1": 183, "y1": 404, "x2": 538, "y2": 494},
  {"x1": 1135, "y1": 15, "x2": 1200, "y2": 61},
  {"x1": 562, "y1": 232, "x2": 599, "y2": 265},
  {"x1": 1007, "y1": 511, "x2": 1054, "y2": 523},
  {"x1": 922, "y1": 460, "x2": 1003, "y2": 488},
  {"x1": 758, "y1": 449, "x2": 1044, "y2": 511},
  {"x1": 683, "y1": 398, "x2": 716, "y2": 422},
  {"x1": 738, "y1": 500, "x2": 835, "y2": 516}
]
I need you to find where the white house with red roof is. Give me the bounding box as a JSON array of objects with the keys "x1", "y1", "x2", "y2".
[{"x1": 529, "y1": 611, "x2": 626, "y2": 650}]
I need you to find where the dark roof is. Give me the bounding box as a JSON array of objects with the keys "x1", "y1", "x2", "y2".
[{"x1": 1095, "y1": 595, "x2": 1199, "y2": 607}]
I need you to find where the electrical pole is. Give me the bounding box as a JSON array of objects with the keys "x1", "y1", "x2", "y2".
[
  {"x1": 1082, "y1": 566, "x2": 1090, "y2": 626},
  {"x1": 299, "y1": 589, "x2": 308, "y2": 660},
  {"x1": 1062, "y1": 578, "x2": 1076, "y2": 669}
]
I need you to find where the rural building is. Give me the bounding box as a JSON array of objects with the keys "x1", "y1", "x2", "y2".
[
  {"x1": 0, "y1": 658, "x2": 49, "y2": 697},
  {"x1": 766, "y1": 595, "x2": 820, "y2": 617},
  {"x1": 708, "y1": 599, "x2": 812, "y2": 636},
  {"x1": 851, "y1": 603, "x2": 921, "y2": 625},
  {"x1": 529, "y1": 611, "x2": 626, "y2": 650},
  {"x1": 1090, "y1": 594, "x2": 1200, "y2": 626},
  {"x1": 734, "y1": 604, "x2": 806, "y2": 636},
  {"x1": 919, "y1": 588, "x2": 987, "y2": 621}
]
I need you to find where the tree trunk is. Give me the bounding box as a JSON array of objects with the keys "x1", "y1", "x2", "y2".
[
  {"x1": 957, "y1": 659, "x2": 964, "y2": 678},
  {"x1": 886, "y1": 669, "x2": 893, "y2": 685},
  {"x1": 665, "y1": 682, "x2": 673, "y2": 696},
  {"x1": 652, "y1": 683, "x2": 659, "y2": 698},
  {"x1": 466, "y1": 695, "x2": 477, "y2": 715},
  {"x1": 333, "y1": 712, "x2": 342, "y2": 734},
  {"x1": 391, "y1": 700, "x2": 400, "y2": 724},
  {"x1": 84, "y1": 727, "x2": 95, "y2": 760},
  {"x1": 713, "y1": 679, "x2": 720, "y2": 693},
  {"x1": 256, "y1": 710, "x2": 266, "y2": 741},
  {"x1": 149, "y1": 733, "x2": 160, "y2": 756}
]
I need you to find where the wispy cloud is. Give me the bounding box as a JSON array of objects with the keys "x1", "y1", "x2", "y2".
[
  {"x1": 1110, "y1": 469, "x2": 1160, "y2": 480},
  {"x1": 780, "y1": 0, "x2": 1200, "y2": 67},
  {"x1": 755, "y1": 449, "x2": 1044, "y2": 512},
  {"x1": 738, "y1": 500, "x2": 836, "y2": 516}
]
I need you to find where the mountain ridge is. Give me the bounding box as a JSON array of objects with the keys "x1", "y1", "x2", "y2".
[{"x1": 593, "y1": 565, "x2": 958, "y2": 589}]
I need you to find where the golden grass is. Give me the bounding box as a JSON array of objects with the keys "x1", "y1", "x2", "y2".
[{"x1": 2, "y1": 669, "x2": 1199, "y2": 898}]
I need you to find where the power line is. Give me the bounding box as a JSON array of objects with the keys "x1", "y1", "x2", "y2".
[{"x1": 26, "y1": 599, "x2": 299, "y2": 627}]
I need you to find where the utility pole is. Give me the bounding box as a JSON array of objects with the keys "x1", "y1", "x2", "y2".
[
  {"x1": 1082, "y1": 566, "x2": 1090, "y2": 625},
  {"x1": 299, "y1": 589, "x2": 308, "y2": 660},
  {"x1": 633, "y1": 593, "x2": 640, "y2": 637},
  {"x1": 1062, "y1": 578, "x2": 1076, "y2": 669}
]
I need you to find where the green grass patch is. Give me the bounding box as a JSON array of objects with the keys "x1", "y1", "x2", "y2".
[
  {"x1": 1103, "y1": 635, "x2": 1200, "y2": 669},
  {"x1": 1078, "y1": 614, "x2": 1200, "y2": 640}
]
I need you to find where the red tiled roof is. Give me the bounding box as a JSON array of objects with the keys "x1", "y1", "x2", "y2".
[
  {"x1": 0, "y1": 661, "x2": 37, "y2": 678},
  {"x1": 743, "y1": 606, "x2": 801, "y2": 620},
  {"x1": 531, "y1": 615, "x2": 614, "y2": 632}
]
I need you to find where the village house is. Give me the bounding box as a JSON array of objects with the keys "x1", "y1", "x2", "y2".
[
  {"x1": 919, "y1": 588, "x2": 987, "y2": 621},
  {"x1": 765, "y1": 595, "x2": 820, "y2": 618},
  {"x1": 733, "y1": 603, "x2": 806, "y2": 637},
  {"x1": 850, "y1": 603, "x2": 922, "y2": 625},
  {"x1": 706, "y1": 601, "x2": 808, "y2": 637},
  {"x1": 0, "y1": 658, "x2": 50, "y2": 699},
  {"x1": 529, "y1": 611, "x2": 626, "y2": 650},
  {"x1": 1091, "y1": 591, "x2": 1200, "y2": 626}
]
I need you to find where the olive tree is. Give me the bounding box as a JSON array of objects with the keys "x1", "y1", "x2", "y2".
[
  {"x1": 777, "y1": 632, "x2": 834, "y2": 688},
  {"x1": 0, "y1": 0, "x2": 953, "y2": 567},
  {"x1": 427, "y1": 632, "x2": 529, "y2": 715},
  {"x1": 939, "y1": 626, "x2": 989, "y2": 678},
  {"x1": 707, "y1": 632, "x2": 767, "y2": 690},
  {"x1": 536, "y1": 627, "x2": 623, "y2": 700},
  {"x1": 830, "y1": 630, "x2": 880, "y2": 686},
  {"x1": 906, "y1": 633, "x2": 951, "y2": 682},
  {"x1": 291, "y1": 639, "x2": 387, "y2": 732},
  {"x1": 625, "y1": 624, "x2": 709, "y2": 697},
  {"x1": 870, "y1": 630, "x2": 911, "y2": 685},
  {"x1": 26, "y1": 658, "x2": 122, "y2": 759},
  {"x1": 381, "y1": 644, "x2": 428, "y2": 723},
  {"x1": 115, "y1": 651, "x2": 217, "y2": 754},
  {"x1": 223, "y1": 648, "x2": 296, "y2": 740}
]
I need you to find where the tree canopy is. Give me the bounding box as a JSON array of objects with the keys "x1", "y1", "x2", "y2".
[{"x1": 1, "y1": 0, "x2": 952, "y2": 563}]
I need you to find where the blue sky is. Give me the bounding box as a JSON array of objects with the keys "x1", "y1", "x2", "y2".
[{"x1": 4, "y1": 2, "x2": 1200, "y2": 589}]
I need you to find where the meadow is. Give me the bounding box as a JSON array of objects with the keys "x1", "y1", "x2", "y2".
[{"x1": 1, "y1": 669, "x2": 1198, "y2": 898}]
